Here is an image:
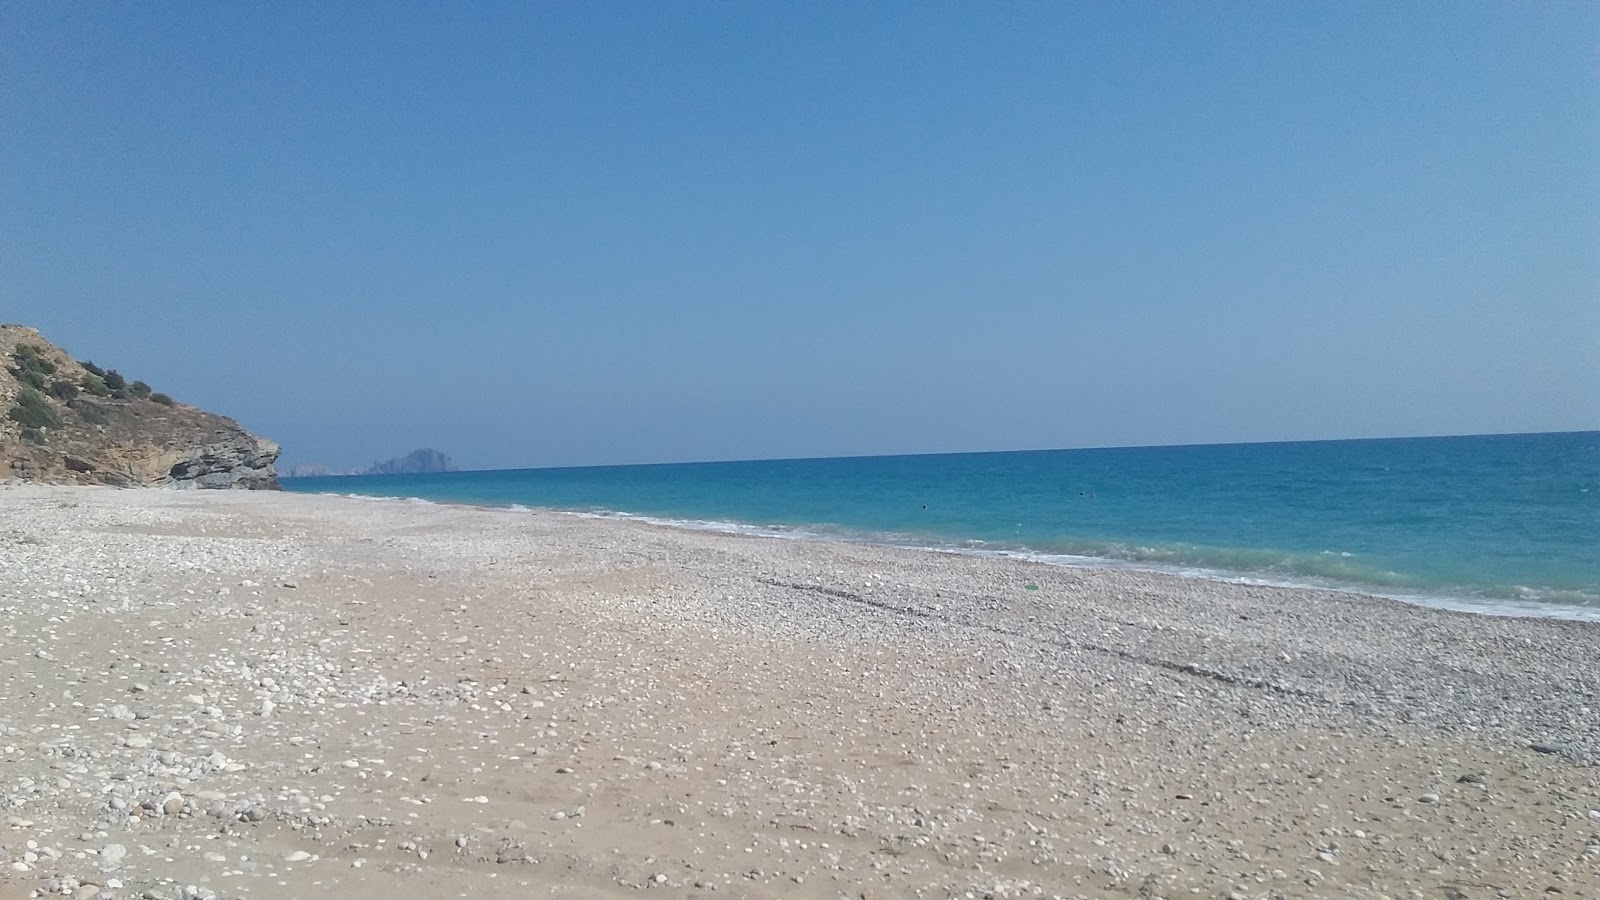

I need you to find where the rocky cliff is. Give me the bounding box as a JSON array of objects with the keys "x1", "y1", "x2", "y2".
[{"x1": 0, "y1": 325, "x2": 280, "y2": 489}]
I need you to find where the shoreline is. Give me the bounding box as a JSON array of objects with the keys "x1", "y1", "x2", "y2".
[
  {"x1": 295, "y1": 485, "x2": 1600, "y2": 624},
  {"x1": 1, "y1": 484, "x2": 1596, "y2": 898}
]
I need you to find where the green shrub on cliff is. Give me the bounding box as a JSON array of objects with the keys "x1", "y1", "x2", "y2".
[
  {"x1": 8, "y1": 343, "x2": 56, "y2": 390},
  {"x1": 12, "y1": 344, "x2": 56, "y2": 376},
  {"x1": 130, "y1": 380, "x2": 152, "y2": 398},
  {"x1": 48, "y1": 379, "x2": 80, "y2": 402},
  {"x1": 150, "y1": 392, "x2": 174, "y2": 406},
  {"x1": 80, "y1": 372, "x2": 110, "y2": 397},
  {"x1": 7, "y1": 386, "x2": 58, "y2": 429}
]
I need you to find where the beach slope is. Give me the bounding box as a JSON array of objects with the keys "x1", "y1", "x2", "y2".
[{"x1": 0, "y1": 486, "x2": 1595, "y2": 899}]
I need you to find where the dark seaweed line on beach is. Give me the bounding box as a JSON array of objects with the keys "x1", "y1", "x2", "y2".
[{"x1": 754, "y1": 578, "x2": 1329, "y2": 704}]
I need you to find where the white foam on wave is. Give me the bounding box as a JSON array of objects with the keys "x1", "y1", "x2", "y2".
[
  {"x1": 1003, "y1": 550, "x2": 1600, "y2": 622},
  {"x1": 307, "y1": 491, "x2": 1600, "y2": 624},
  {"x1": 561, "y1": 510, "x2": 1600, "y2": 623},
  {"x1": 571, "y1": 508, "x2": 836, "y2": 542}
]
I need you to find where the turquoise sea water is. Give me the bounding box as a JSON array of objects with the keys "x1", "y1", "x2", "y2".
[{"x1": 284, "y1": 432, "x2": 1600, "y2": 620}]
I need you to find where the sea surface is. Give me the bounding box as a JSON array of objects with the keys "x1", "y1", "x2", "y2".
[{"x1": 283, "y1": 432, "x2": 1600, "y2": 621}]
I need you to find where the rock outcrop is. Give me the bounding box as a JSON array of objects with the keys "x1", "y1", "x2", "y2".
[{"x1": 0, "y1": 325, "x2": 280, "y2": 489}]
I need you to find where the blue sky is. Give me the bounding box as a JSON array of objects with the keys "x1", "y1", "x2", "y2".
[{"x1": 3, "y1": 3, "x2": 1596, "y2": 469}]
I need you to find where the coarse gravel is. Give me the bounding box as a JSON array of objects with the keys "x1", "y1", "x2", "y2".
[{"x1": 0, "y1": 484, "x2": 1595, "y2": 899}]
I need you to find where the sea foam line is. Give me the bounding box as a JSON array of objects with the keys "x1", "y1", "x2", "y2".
[
  {"x1": 563, "y1": 508, "x2": 1600, "y2": 623},
  {"x1": 308, "y1": 490, "x2": 1600, "y2": 623}
]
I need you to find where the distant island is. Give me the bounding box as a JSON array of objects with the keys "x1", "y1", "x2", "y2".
[
  {"x1": 365, "y1": 448, "x2": 459, "y2": 475},
  {"x1": 281, "y1": 448, "x2": 459, "y2": 478}
]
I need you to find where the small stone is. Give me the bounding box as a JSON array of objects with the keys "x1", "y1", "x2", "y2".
[
  {"x1": 1419, "y1": 792, "x2": 1440, "y2": 804},
  {"x1": 653, "y1": 873, "x2": 669, "y2": 885},
  {"x1": 283, "y1": 850, "x2": 311, "y2": 862},
  {"x1": 99, "y1": 844, "x2": 126, "y2": 869},
  {"x1": 129, "y1": 683, "x2": 149, "y2": 693},
  {"x1": 123, "y1": 735, "x2": 151, "y2": 749}
]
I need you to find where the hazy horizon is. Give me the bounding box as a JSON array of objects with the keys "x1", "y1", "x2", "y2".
[
  {"x1": 282, "y1": 428, "x2": 1597, "y2": 476},
  {"x1": 5, "y1": 4, "x2": 1596, "y2": 471}
]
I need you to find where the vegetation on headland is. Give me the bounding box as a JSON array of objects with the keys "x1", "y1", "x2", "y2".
[
  {"x1": 6, "y1": 342, "x2": 177, "y2": 437},
  {"x1": 8, "y1": 386, "x2": 58, "y2": 431},
  {"x1": 1, "y1": 324, "x2": 281, "y2": 489},
  {"x1": 78, "y1": 359, "x2": 146, "y2": 401}
]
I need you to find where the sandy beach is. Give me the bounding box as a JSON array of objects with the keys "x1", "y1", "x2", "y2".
[{"x1": 0, "y1": 485, "x2": 1595, "y2": 900}]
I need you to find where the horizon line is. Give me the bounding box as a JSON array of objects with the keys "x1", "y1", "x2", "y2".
[{"x1": 282, "y1": 428, "x2": 1598, "y2": 478}]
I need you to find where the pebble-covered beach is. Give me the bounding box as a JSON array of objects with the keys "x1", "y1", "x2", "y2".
[{"x1": 0, "y1": 485, "x2": 1595, "y2": 899}]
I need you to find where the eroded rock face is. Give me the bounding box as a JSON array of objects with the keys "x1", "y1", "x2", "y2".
[
  {"x1": 166, "y1": 438, "x2": 283, "y2": 490},
  {"x1": 0, "y1": 324, "x2": 281, "y2": 489}
]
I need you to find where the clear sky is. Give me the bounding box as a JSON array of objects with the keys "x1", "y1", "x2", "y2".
[{"x1": 3, "y1": 3, "x2": 1596, "y2": 470}]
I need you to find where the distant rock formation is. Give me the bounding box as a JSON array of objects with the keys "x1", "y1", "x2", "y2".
[
  {"x1": 278, "y1": 451, "x2": 458, "y2": 478},
  {"x1": 364, "y1": 448, "x2": 458, "y2": 476},
  {"x1": 0, "y1": 325, "x2": 280, "y2": 489},
  {"x1": 278, "y1": 463, "x2": 359, "y2": 478}
]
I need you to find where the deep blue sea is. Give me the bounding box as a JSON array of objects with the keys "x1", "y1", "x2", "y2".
[{"x1": 283, "y1": 432, "x2": 1600, "y2": 621}]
